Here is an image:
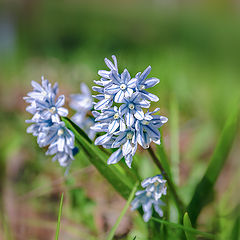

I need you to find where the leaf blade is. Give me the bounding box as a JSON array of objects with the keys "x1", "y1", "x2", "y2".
[
  {"x1": 107, "y1": 182, "x2": 139, "y2": 240},
  {"x1": 183, "y1": 212, "x2": 196, "y2": 240},
  {"x1": 55, "y1": 193, "x2": 64, "y2": 240},
  {"x1": 187, "y1": 107, "x2": 239, "y2": 225},
  {"x1": 151, "y1": 217, "x2": 214, "y2": 239}
]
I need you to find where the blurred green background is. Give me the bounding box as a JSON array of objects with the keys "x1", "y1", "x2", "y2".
[{"x1": 0, "y1": 0, "x2": 239, "y2": 239}]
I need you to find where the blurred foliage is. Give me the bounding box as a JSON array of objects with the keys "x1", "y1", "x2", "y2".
[{"x1": 0, "y1": 0, "x2": 239, "y2": 239}]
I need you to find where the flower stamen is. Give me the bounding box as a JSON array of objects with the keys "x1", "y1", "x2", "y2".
[
  {"x1": 49, "y1": 106, "x2": 56, "y2": 113},
  {"x1": 129, "y1": 103, "x2": 134, "y2": 110},
  {"x1": 120, "y1": 84, "x2": 127, "y2": 90}
]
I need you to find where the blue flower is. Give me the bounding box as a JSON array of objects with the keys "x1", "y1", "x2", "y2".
[
  {"x1": 92, "y1": 55, "x2": 167, "y2": 168},
  {"x1": 109, "y1": 128, "x2": 137, "y2": 167},
  {"x1": 141, "y1": 175, "x2": 167, "y2": 201},
  {"x1": 98, "y1": 55, "x2": 118, "y2": 79},
  {"x1": 25, "y1": 78, "x2": 77, "y2": 168},
  {"x1": 40, "y1": 122, "x2": 76, "y2": 167},
  {"x1": 131, "y1": 175, "x2": 167, "y2": 222},
  {"x1": 69, "y1": 83, "x2": 96, "y2": 140},
  {"x1": 24, "y1": 76, "x2": 58, "y2": 114},
  {"x1": 25, "y1": 116, "x2": 54, "y2": 137},
  {"x1": 119, "y1": 92, "x2": 150, "y2": 127},
  {"x1": 38, "y1": 122, "x2": 74, "y2": 148},
  {"x1": 135, "y1": 108, "x2": 168, "y2": 148},
  {"x1": 93, "y1": 93, "x2": 113, "y2": 111},
  {"x1": 105, "y1": 69, "x2": 136, "y2": 103},
  {"x1": 34, "y1": 94, "x2": 68, "y2": 123},
  {"x1": 93, "y1": 106, "x2": 126, "y2": 134},
  {"x1": 134, "y1": 66, "x2": 160, "y2": 102},
  {"x1": 70, "y1": 83, "x2": 93, "y2": 113}
]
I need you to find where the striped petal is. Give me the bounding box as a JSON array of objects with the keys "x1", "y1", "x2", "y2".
[{"x1": 107, "y1": 148, "x2": 123, "y2": 165}]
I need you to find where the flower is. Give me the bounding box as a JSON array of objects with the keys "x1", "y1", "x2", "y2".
[
  {"x1": 69, "y1": 83, "x2": 96, "y2": 140},
  {"x1": 141, "y1": 175, "x2": 167, "y2": 201},
  {"x1": 93, "y1": 106, "x2": 125, "y2": 134},
  {"x1": 34, "y1": 94, "x2": 68, "y2": 123},
  {"x1": 135, "y1": 108, "x2": 168, "y2": 148},
  {"x1": 108, "y1": 128, "x2": 137, "y2": 167},
  {"x1": 105, "y1": 69, "x2": 136, "y2": 103},
  {"x1": 98, "y1": 55, "x2": 118, "y2": 79},
  {"x1": 119, "y1": 92, "x2": 150, "y2": 127},
  {"x1": 24, "y1": 77, "x2": 77, "y2": 167},
  {"x1": 24, "y1": 76, "x2": 58, "y2": 114},
  {"x1": 92, "y1": 55, "x2": 167, "y2": 167},
  {"x1": 70, "y1": 83, "x2": 93, "y2": 113},
  {"x1": 134, "y1": 66, "x2": 160, "y2": 102},
  {"x1": 131, "y1": 175, "x2": 167, "y2": 222}
]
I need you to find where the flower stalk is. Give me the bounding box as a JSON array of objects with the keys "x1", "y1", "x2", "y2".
[{"x1": 148, "y1": 146, "x2": 185, "y2": 215}]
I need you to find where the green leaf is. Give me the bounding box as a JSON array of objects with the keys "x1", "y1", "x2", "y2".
[
  {"x1": 230, "y1": 216, "x2": 240, "y2": 240},
  {"x1": 62, "y1": 117, "x2": 135, "y2": 199},
  {"x1": 187, "y1": 107, "x2": 239, "y2": 226},
  {"x1": 151, "y1": 217, "x2": 214, "y2": 239},
  {"x1": 106, "y1": 182, "x2": 139, "y2": 240},
  {"x1": 55, "y1": 193, "x2": 64, "y2": 240},
  {"x1": 183, "y1": 212, "x2": 196, "y2": 240}
]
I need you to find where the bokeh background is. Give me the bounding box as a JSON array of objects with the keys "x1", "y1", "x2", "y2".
[{"x1": 0, "y1": 0, "x2": 239, "y2": 239}]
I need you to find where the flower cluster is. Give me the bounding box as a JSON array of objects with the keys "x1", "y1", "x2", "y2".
[
  {"x1": 91, "y1": 55, "x2": 168, "y2": 168},
  {"x1": 69, "y1": 83, "x2": 96, "y2": 140},
  {"x1": 131, "y1": 175, "x2": 167, "y2": 222},
  {"x1": 24, "y1": 77, "x2": 77, "y2": 167}
]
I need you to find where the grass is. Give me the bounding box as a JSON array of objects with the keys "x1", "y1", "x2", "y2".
[{"x1": 55, "y1": 193, "x2": 64, "y2": 240}]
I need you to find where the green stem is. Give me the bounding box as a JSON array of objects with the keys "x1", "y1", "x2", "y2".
[
  {"x1": 106, "y1": 182, "x2": 139, "y2": 240},
  {"x1": 148, "y1": 146, "x2": 185, "y2": 215},
  {"x1": 55, "y1": 193, "x2": 64, "y2": 240},
  {"x1": 151, "y1": 217, "x2": 215, "y2": 239}
]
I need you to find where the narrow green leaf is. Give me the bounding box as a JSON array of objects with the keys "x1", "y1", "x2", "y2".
[
  {"x1": 107, "y1": 182, "x2": 139, "y2": 240},
  {"x1": 55, "y1": 193, "x2": 64, "y2": 240},
  {"x1": 230, "y1": 216, "x2": 240, "y2": 240},
  {"x1": 183, "y1": 212, "x2": 196, "y2": 240},
  {"x1": 151, "y1": 217, "x2": 214, "y2": 239},
  {"x1": 187, "y1": 107, "x2": 239, "y2": 225},
  {"x1": 62, "y1": 117, "x2": 135, "y2": 199}
]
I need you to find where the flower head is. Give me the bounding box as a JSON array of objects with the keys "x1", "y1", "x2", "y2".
[
  {"x1": 24, "y1": 77, "x2": 77, "y2": 167},
  {"x1": 92, "y1": 55, "x2": 167, "y2": 167},
  {"x1": 131, "y1": 175, "x2": 167, "y2": 222}
]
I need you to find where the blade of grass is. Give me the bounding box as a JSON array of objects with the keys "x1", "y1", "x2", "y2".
[
  {"x1": 151, "y1": 217, "x2": 214, "y2": 239},
  {"x1": 187, "y1": 107, "x2": 239, "y2": 225},
  {"x1": 183, "y1": 212, "x2": 196, "y2": 240},
  {"x1": 107, "y1": 182, "x2": 139, "y2": 240},
  {"x1": 230, "y1": 216, "x2": 240, "y2": 240},
  {"x1": 55, "y1": 193, "x2": 64, "y2": 240}
]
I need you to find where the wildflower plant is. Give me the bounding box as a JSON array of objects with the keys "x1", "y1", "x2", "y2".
[
  {"x1": 24, "y1": 57, "x2": 169, "y2": 226},
  {"x1": 131, "y1": 175, "x2": 167, "y2": 222},
  {"x1": 23, "y1": 55, "x2": 233, "y2": 239}
]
